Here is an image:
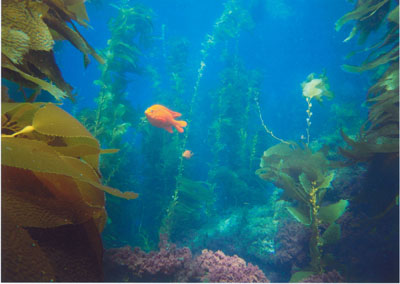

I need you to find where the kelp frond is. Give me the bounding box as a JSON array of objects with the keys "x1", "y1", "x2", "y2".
[{"x1": 1, "y1": 0, "x2": 104, "y2": 101}]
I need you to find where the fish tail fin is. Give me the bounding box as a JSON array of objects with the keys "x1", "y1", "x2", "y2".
[{"x1": 174, "y1": 120, "x2": 187, "y2": 133}]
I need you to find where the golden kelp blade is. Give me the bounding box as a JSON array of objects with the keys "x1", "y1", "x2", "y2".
[
  {"x1": 2, "y1": 56, "x2": 67, "y2": 101},
  {"x1": 2, "y1": 137, "x2": 138, "y2": 200},
  {"x1": 2, "y1": 0, "x2": 54, "y2": 52},
  {"x1": 33, "y1": 103, "x2": 95, "y2": 138}
]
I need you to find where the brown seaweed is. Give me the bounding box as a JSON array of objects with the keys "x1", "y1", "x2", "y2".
[
  {"x1": 1, "y1": 102, "x2": 138, "y2": 281},
  {"x1": 1, "y1": 0, "x2": 104, "y2": 101}
]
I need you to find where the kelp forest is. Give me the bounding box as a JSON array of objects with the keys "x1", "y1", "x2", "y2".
[{"x1": 1, "y1": 0, "x2": 398, "y2": 282}]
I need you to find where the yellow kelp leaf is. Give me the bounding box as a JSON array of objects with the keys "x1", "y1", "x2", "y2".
[
  {"x1": 2, "y1": 103, "x2": 43, "y2": 136},
  {"x1": 60, "y1": 155, "x2": 139, "y2": 200},
  {"x1": 51, "y1": 143, "x2": 100, "y2": 158},
  {"x1": 2, "y1": 0, "x2": 54, "y2": 51},
  {"x1": 101, "y1": 148, "x2": 120, "y2": 154},
  {"x1": 2, "y1": 137, "x2": 138, "y2": 200},
  {"x1": 2, "y1": 102, "x2": 43, "y2": 116},
  {"x1": 65, "y1": 1, "x2": 90, "y2": 22},
  {"x1": 33, "y1": 103, "x2": 95, "y2": 138}
]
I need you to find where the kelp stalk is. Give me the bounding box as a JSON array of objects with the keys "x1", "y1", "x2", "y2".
[{"x1": 255, "y1": 96, "x2": 290, "y2": 145}]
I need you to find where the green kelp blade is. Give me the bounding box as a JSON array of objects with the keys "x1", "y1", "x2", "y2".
[
  {"x1": 322, "y1": 222, "x2": 341, "y2": 245},
  {"x1": 335, "y1": 0, "x2": 390, "y2": 31},
  {"x1": 318, "y1": 172, "x2": 335, "y2": 189},
  {"x1": 299, "y1": 173, "x2": 312, "y2": 194},
  {"x1": 286, "y1": 205, "x2": 311, "y2": 226},
  {"x1": 289, "y1": 271, "x2": 315, "y2": 283},
  {"x1": 387, "y1": 5, "x2": 399, "y2": 24},
  {"x1": 319, "y1": 199, "x2": 349, "y2": 224},
  {"x1": 342, "y1": 45, "x2": 399, "y2": 73}
]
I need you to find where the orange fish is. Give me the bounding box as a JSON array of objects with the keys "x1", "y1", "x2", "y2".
[
  {"x1": 182, "y1": 150, "x2": 194, "y2": 159},
  {"x1": 145, "y1": 104, "x2": 187, "y2": 133}
]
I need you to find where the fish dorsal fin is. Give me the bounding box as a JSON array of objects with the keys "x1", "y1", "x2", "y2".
[{"x1": 168, "y1": 109, "x2": 181, "y2": 118}]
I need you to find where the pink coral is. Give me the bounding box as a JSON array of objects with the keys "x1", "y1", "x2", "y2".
[
  {"x1": 195, "y1": 249, "x2": 269, "y2": 283},
  {"x1": 274, "y1": 221, "x2": 310, "y2": 267},
  {"x1": 104, "y1": 240, "x2": 195, "y2": 282},
  {"x1": 104, "y1": 235, "x2": 269, "y2": 282}
]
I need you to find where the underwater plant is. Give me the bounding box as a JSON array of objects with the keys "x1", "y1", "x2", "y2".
[
  {"x1": 332, "y1": 3, "x2": 399, "y2": 281},
  {"x1": 1, "y1": 102, "x2": 138, "y2": 281},
  {"x1": 79, "y1": 3, "x2": 154, "y2": 186},
  {"x1": 256, "y1": 142, "x2": 348, "y2": 276},
  {"x1": 337, "y1": 1, "x2": 399, "y2": 162},
  {"x1": 158, "y1": 0, "x2": 257, "y2": 240},
  {"x1": 301, "y1": 72, "x2": 334, "y2": 146},
  {"x1": 160, "y1": 177, "x2": 215, "y2": 241},
  {"x1": 2, "y1": 0, "x2": 103, "y2": 101}
]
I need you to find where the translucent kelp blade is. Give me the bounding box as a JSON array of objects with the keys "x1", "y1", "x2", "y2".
[
  {"x1": 2, "y1": 102, "x2": 44, "y2": 116},
  {"x1": 44, "y1": 0, "x2": 89, "y2": 28},
  {"x1": 318, "y1": 172, "x2": 335, "y2": 189},
  {"x1": 387, "y1": 5, "x2": 399, "y2": 24},
  {"x1": 62, "y1": 136, "x2": 101, "y2": 170},
  {"x1": 286, "y1": 205, "x2": 311, "y2": 226},
  {"x1": 335, "y1": 0, "x2": 390, "y2": 31},
  {"x1": 35, "y1": 171, "x2": 106, "y2": 228},
  {"x1": 2, "y1": 58, "x2": 67, "y2": 101},
  {"x1": 43, "y1": 13, "x2": 104, "y2": 65},
  {"x1": 299, "y1": 173, "x2": 312, "y2": 194},
  {"x1": 65, "y1": 1, "x2": 90, "y2": 23},
  {"x1": 2, "y1": 103, "x2": 38, "y2": 133},
  {"x1": 2, "y1": 214, "x2": 56, "y2": 282},
  {"x1": 2, "y1": 137, "x2": 138, "y2": 200},
  {"x1": 322, "y1": 222, "x2": 341, "y2": 245},
  {"x1": 61, "y1": 156, "x2": 106, "y2": 207},
  {"x1": 51, "y1": 143, "x2": 100, "y2": 158},
  {"x1": 33, "y1": 103, "x2": 96, "y2": 138},
  {"x1": 342, "y1": 45, "x2": 399, "y2": 73},
  {"x1": 318, "y1": 199, "x2": 349, "y2": 224},
  {"x1": 73, "y1": 177, "x2": 108, "y2": 232},
  {"x1": 60, "y1": 155, "x2": 138, "y2": 200}
]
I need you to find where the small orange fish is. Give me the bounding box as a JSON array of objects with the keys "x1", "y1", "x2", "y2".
[
  {"x1": 182, "y1": 150, "x2": 194, "y2": 159},
  {"x1": 144, "y1": 104, "x2": 187, "y2": 133}
]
